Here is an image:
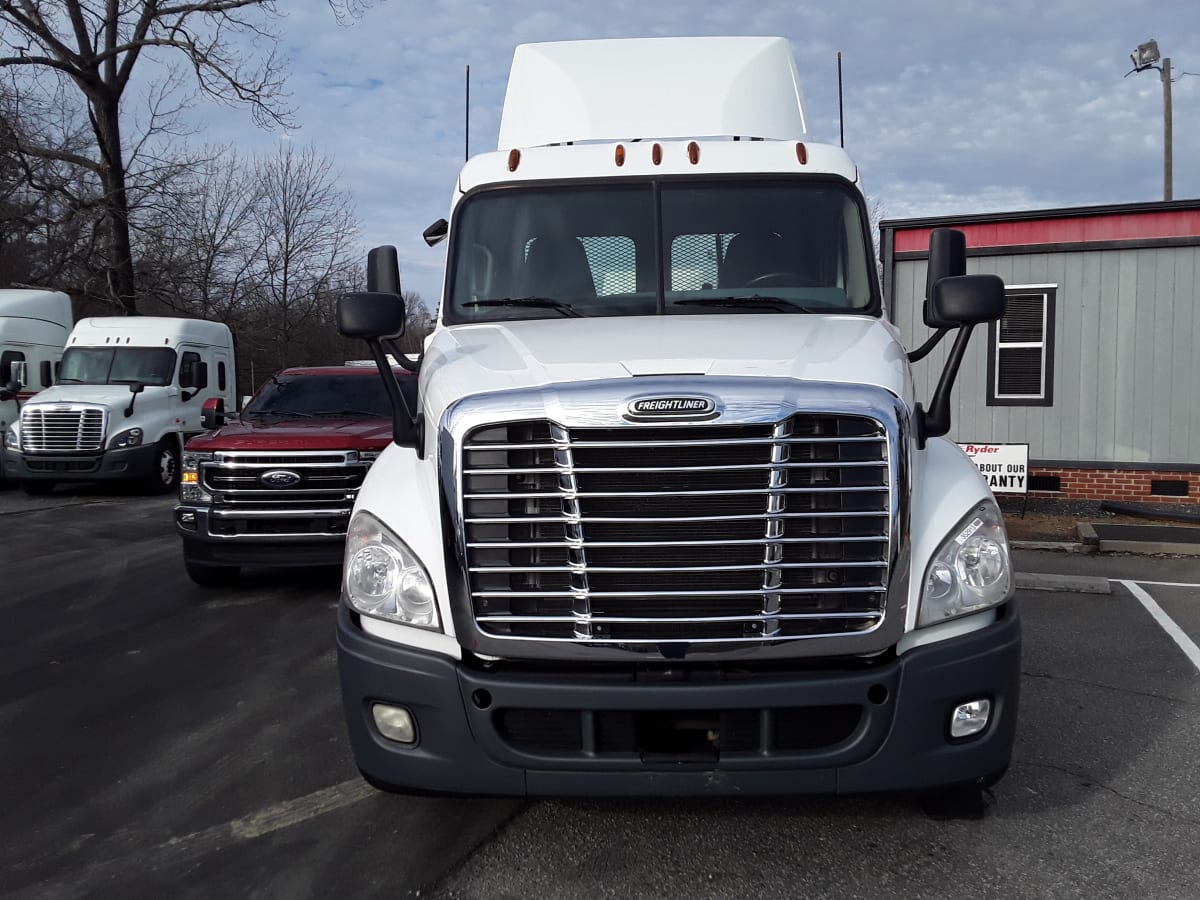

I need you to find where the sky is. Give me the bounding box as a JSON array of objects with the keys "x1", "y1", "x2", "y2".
[{"x1": 185, "y1": 0, "x2": 1200, "y2": 305}]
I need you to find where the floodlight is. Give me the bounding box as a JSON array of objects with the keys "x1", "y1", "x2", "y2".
[{"x1": 1131, "y1": 39, "x2": 1161, "y2": 70}]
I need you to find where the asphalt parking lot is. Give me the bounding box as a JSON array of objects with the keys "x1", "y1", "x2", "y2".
[{"x1": 2, "y1": 485, "x2": 1199, "y2": 899}]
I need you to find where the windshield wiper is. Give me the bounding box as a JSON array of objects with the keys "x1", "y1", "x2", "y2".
[
  {"x1": 463, "y1": 297, "x2": 581, "y2": 317},
  {"x1": 244, "y1": 409, "x2": 315, "y2": 419},
  {"x1": 56, "y1": 377, "x2": 84, "y2": 383},
  {"x1": 311, "y1": 409, "x2": 383, "y2": 418},
  {"x1": 673, "y1": 296, "x2": 815, "y2": 313}
]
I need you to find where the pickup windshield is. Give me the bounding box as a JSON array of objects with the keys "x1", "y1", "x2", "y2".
[
  {"x1": 242, "y1": 373, "x2": 394, "y2": 418},
  {"x1": 446, "y1": 178, "x2": 877, "y2": 323},
  {"x1": 58, "y1": 347, "x2": 177, "y2": 386}
]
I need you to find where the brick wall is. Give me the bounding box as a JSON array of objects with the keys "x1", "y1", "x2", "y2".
[{"x1": 1030, "y1": 466, "x2": 1199, "y2": 503}]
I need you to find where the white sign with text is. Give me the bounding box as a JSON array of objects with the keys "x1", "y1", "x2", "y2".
[{"x1": 957, "y1": 443, "x2": 1029, "y2": 494}]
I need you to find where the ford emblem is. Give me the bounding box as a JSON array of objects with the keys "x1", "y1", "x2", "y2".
[
  {"x1": 623, "y1": 395, "x2": 719, "y2": 422},
  {"x1": 260, "y1": 469, "x2": 302, "y2": 488}
]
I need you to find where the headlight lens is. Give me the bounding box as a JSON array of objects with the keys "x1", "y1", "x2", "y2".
[
  {"x1": 110, "y1": 427, "x2": 144, "y2": 449},
  {"x1": 4, "y1": 426, "x2": 17, "y2": 451},
  {"x1": 179, "y1": 451, "x2": 213, "y2": 503},
  {"x1": 344, "y1": 511, "x2": 439, "y2": 630},
  {"x1": 918, "y1": 501, "x2": 1012, "y2": 628}
]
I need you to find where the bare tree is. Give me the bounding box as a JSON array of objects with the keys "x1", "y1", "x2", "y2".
[{"x1": 0, "y1": 1, "x2": 304, "y2": 314}]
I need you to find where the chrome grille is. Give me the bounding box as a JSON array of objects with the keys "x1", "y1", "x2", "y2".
[
  {"x1": 462, "y1": 415, "x2": 892, "y2": 646},
  {"x1": 20, "y1": 405, "x2": 107, "y2": 451},
  {"x1": 201, "y1": 450, "x2": 371, "y2": 538}
]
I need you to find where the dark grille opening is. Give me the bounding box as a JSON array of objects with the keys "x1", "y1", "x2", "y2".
[
  {"x1": 1151, "y1": 479, "x2": 1189, "y2": 497},
  {"x1": 774, "y1": 705, "x2": 861, "y2": 750},
  {"x1": 1028, "y1": 475, "x2": 1061, "y2": 492},
  {"x1": 496, "y1": 709, "x2": 582, "y2": 753}
]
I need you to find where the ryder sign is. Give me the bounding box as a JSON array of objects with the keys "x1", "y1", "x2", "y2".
[{"x1": 957, "y1": 442, "x2": 1029, "y2": 494}]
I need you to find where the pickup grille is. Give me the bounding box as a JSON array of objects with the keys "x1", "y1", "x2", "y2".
[
  {"x1": 201, "y1": 450, "x2": 370, "y2": 538},
  {"x1": 462, "y1": 415, "x2": 892, "y2": 647},
  {"x1": 20, "y1": 405, "x2": 107, "y2": 451}
]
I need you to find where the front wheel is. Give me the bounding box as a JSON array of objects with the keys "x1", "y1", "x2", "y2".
[
  {"x1": 144, "y1": 440, "x2": 179, "y2": 494},
  {"x1": 185, "y1": 558, "x2": 241, "y2": 587}
]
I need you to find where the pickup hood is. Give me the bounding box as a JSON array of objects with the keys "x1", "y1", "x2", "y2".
[
  {"x1": 186, "y1": 417, "x2": 393, "y2": 452},
  {"x1": 421, "y1": 314, "x2": 914, "y2": 424}
]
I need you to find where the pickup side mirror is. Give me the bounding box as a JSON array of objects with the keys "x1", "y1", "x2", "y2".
[
  {"x1": 201, "y1": 397, "x2": 225, "y2": 430},
  {"x1": 337, "y1": 291, "x2": 407, "y2": 340}
]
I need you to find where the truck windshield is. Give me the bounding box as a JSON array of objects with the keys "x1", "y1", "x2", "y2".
[
  {"x1": 58, "y1": 347, "x2": 177, "y2": 386},
  {"x1": 243, "y1": 374, "x2": 395, "y2": 418},
  {"x1": 447, "y1": 179, "x2": 877, "y2": 322}
]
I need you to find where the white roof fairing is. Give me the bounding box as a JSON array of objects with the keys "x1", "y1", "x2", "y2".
[{"x1": 497, "y1": 37, "x2": 808, "y2": 149}]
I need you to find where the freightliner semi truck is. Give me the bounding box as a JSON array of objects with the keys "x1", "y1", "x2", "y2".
[{"x1": 333, "y1": 37, "x2": 1019, "y2": 804}]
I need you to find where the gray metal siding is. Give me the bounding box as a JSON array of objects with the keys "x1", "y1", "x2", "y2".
[{"x1": 892, "y1": 246, "x2": 1200, "y2": 465}]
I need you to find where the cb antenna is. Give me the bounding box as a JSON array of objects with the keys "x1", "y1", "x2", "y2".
[
  {"x1": 837, "y1": 51, "x2": 845, "y2": 148},
  {"x1": 465, "y1": 64, "x2": 470, "y2": 161}
]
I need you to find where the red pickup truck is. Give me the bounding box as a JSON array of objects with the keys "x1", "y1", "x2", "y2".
[{"x1": 174, "y1": 365, "x2": 413, "y2": 585}]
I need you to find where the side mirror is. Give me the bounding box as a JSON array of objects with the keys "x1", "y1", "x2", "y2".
[
  {"x1": 9, "y1": 360, "x2": 28, "y2": 389},
  {"x1": 124, "y1": 381, "x2": 144, "y2": 418},
  {"x1": 923, "y1": 228, "x2": 967, "y2": 328},
  {"x1": 337, "y1": 292, "x2": 407, "y2": 340},
  {"x1": 423, "y1": 218, "x2": 449, "y2": 247},
  {"x1": 367, "y1": 245, "x2": 402, "y2": 295},
  {"x1": 201, "y1": 397, "x2": 225, "y2": 430},
  {"x1": 928, "y1": 275, "x2": 1005, "y2": 326}
]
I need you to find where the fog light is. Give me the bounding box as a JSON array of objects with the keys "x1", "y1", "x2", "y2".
[
  {"x1": 950, "y1": 699, "x2": 991, "y2": 739},
  {"x1": 371, "y1": 703, "x2": 416, "y2": 743}
]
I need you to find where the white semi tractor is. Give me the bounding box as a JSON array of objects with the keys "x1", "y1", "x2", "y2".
[
  {"x1": 334, "y1": 37, "x2": 1019, "y2": 805},
  {"x1": 4, "y1": 316, "x2": 235, "y2": 494},
  {"x1": 0, "y1": 289, "x2": 73, "y2": 486}
]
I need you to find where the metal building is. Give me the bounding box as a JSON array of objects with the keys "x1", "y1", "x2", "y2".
[{"x1": 880, "y1": 199, "x2": 1200, "y2": 503}]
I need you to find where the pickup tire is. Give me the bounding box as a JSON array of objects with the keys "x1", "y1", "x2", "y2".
[
  {"x1": 145, "y1": 439, "x2": 180, "y2": 494},
  {"x1": 184, "y1": 558, "x2": 241, "y2": 587}
]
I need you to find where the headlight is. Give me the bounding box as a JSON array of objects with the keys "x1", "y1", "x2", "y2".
[
  {"x1": 918, "y1": 501, "x2": 1013, "y2": 628},
  {"x1": 4, "y1": 426, "x2": 17, "y2": 451},
  {"x1": 344, "y1": 511, "x2": 440, "y2": 630},
  {"x1": 110, "y1": 427, "x2": 144, "y2": 449},
  {"x1": 179, "y1": 451, "x2": 213, "y2": 503}
]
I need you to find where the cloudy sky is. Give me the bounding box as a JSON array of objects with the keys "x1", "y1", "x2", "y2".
[{"x1": 190, "y1": 0, "x2": 1199, "y2": 304}]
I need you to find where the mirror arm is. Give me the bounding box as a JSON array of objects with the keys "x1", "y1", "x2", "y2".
[
  {"x1": 366, "y1": 338, "x2": 423, "y2": 455},
  {"x1": 382, "y1": 337, "x2": 421, "y2": 374},
  {"x1": 906, "y1": 327, "x2": 950, "y2": 363},
  {"x1": 916, "y1": 324, "x2": 974, "y2": 449}
]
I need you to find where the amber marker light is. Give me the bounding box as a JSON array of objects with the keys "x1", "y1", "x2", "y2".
[
  {"x1": 615, "y1": 144, "x2": 626, "y2": 167},
  {"x1": 688, "y1": 141, "x2": 700, "y2": 164},
  {"x1": 507, "y1": 148, "x2": 521, "y2": 172},
  {"x1": 181, "y1": 471, "x2": 198, "y2": 484},
  {"x1": 796, "y1": 142, "x2": 808, "y2": 165},
  {"x1": 652, "y1": 143, "x2": 662, "y2": 165}
]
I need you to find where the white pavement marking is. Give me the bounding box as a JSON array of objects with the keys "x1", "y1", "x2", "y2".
[
  {"x1": 1119, "y1": 580, "x2": 1200, "y2": 675},
  {"x1": 1120, "y1": 580, "x2": 1200, "y2": 590}
]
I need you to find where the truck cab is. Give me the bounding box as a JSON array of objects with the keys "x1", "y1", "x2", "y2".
[
  {"x1": 4, "y1": 316, "x2": 235, "y2": 494},
  {"x1": 0, "y1": 289, "x2": 73, "y2": 487},
  {"x1": 334, "y1": 37, "x2": 1018, "y2": 802},
  {"x1": 175, "y1": 365, "x2": 412, "y2": 586}
]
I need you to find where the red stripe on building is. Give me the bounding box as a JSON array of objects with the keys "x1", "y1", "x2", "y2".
[{"x1": 893, "y1": 209, "x2": 1200, "y2": 253}]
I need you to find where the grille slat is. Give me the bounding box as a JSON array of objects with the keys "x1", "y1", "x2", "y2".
[{"x1": 463, "y1": 415, "x2": 892, "y2": 646}]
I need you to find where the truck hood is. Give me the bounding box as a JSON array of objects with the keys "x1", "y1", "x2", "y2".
[
  {"x1": 421, "y1": 315, "x2": 914, "y2": 424},
  {"x1": 22, "y1": 383, "x2": 160, "y2": 409},
  {"x1": 186, "y1": 416, "x2": 393, "y2": 452}
]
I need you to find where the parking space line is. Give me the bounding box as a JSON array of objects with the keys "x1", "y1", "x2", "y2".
[
  {"x1": 1119, "y1": 580, "x2": 1200, "y2": 675},
  {"x1": 1119, "y1": 580, "x2": 1200, "y2": 590}
]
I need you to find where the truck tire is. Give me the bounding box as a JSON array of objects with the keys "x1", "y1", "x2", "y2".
[
  {"x1": 21, "y1": 481, "x2": 55, "y2": 495},
  {"x1": 145, "y1": 440, "x2": 180, "y2": 494},
  {"x1": 185, "y1": 558, "x2": 241, "y2": 587}
]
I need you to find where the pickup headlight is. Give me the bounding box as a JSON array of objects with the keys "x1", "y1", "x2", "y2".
[
  {"x1": 918, "y1": 501, "x2": 1013, "y2": 628},
  {"x1": 179, "y1": 450, "x2": 213, "y2": 503},
  {"x1": 344, "y1": 511, "x2": 439, "y2": 630},
  {"x1": 4, "y1": 426, "x2": 17, "y2": 451},
  {"x1": 110, "y1": 427, "x2": 144, "y2": 449}
]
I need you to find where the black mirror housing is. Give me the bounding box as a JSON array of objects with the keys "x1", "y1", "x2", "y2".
[
  {"x1": 929, "y1": 274, "x2": 1005, "y2": 326},
  {"x1": 423, "y1": 218, "x2": 449, "y2": 247},
  {"x1": 923, "y1": 228, "x2": 967, "y2": 328},
  {"x1": 367, "y1": 245, "x2": 402, "y2": 295},
  {"x1": 201, "y1": 397, "x2": 225, "y2": 430},
  {"x1": 338, "y1": 291, "x2": 407, "y2": 340}
]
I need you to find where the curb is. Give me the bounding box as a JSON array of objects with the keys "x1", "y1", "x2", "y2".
[{"x1": 1015, "y1": 572, "x2": 1111, "y2": 594}]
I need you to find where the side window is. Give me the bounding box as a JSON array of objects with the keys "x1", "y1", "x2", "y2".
[
  {"x1": 987, "y1": 287, "x2": 1056, "y2": 407},
  {"x1": 218, "y1": 361, "x2": 227, "y2": 392},
  {"x1": 179, "y1": 351, "x2": 201, "y2": 387},
  {"x1": 1, "y1": 350, "x2": 26, "y2": 384}
]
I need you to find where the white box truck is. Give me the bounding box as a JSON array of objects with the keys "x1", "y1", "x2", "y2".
[
  {"x1": 333, "y1": 37, "x2": 1019, "y2": 806},
  {"x1": 4, "y1": 316, "x2": 235, "y2": 494},
  {"x1": 0, "y1": 289, "x2": 73, "y2": 487}
]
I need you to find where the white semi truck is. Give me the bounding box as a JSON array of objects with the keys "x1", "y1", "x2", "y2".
[
  {"x1": 0, "y1": 289, "x2": 73, "y2": 486},
  {"x1": 334, "y1": 37, "x2": 1019, "y2": 805},
  {"x1": 4, "y1": 316, "x2": 235, "y2": 494}
]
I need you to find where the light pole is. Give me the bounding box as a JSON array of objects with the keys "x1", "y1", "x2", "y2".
[{"x1": 1129, "y1": 39, "x2": 1172, "y2": 201}]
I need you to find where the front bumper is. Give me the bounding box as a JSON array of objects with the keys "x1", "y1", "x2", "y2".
[
  {"x1": 5, "y1": 444, "x2": 158, "y2": 482},
  {"x1": 338, "y1": 601, "x2": 1021, "y2": 797},
  {"x1": 177, "y1": 506, "x2": 348, "y2": 567}
]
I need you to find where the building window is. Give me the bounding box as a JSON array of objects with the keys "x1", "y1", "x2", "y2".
[{"x1": 987, "y1": 286, "x2": 1055, "y2": 406}]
